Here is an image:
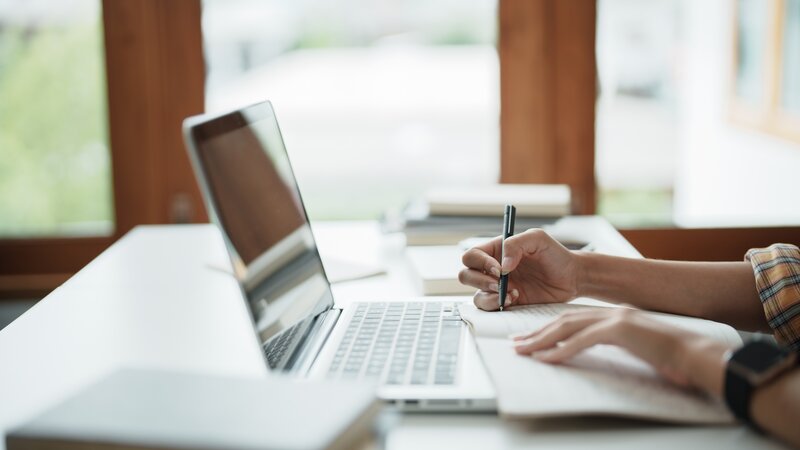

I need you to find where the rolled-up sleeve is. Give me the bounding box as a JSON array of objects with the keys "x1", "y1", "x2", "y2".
[{"x1": 745, "y1": 243, "x2": 800, "y2": 351}]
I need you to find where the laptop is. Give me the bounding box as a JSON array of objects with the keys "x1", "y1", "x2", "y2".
[{"x1": 182, "y1": 101, "x2": 495, "y2": 411}]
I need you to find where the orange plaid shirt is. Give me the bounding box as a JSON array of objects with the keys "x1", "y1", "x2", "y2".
[{"x1": 746, "y1": 244, "x2": 800, "y2": 351}]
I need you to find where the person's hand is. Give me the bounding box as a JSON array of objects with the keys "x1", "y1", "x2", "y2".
[
  {"x1": 513, "y1": 308, "x2": 730, "y2": 396},
  {"x1": 459, "y1": 229, "x2": 583, "y2": 311}
]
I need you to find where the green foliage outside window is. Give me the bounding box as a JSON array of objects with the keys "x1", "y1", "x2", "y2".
[{"x1": 0, "y1": 20, "x2": 113, "y2": 236}]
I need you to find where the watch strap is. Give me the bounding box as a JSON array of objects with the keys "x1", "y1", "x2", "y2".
[{"x1": 724, "y1": 365, "x2": 760, "y2": 431}]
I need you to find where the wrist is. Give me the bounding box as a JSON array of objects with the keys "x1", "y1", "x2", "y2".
[
  {"x1": 573, "y1": 251, "x2": 594, "y2": 298},
  {"x1": 574, "y1": 252, "x2": 610, "y2": 299},
  {"x1": 677, "y1": 336, "x2": 729, "y2": 398}
]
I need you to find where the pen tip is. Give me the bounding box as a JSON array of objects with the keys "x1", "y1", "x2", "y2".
[{"x1": 500, "y1": 306, "x2": 503, "y2": 312}]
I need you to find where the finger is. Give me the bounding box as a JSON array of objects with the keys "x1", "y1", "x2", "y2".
[
  {"x1": 473, "y1": 288, "x2": 519, "y2": 311},
  {"x1": 533, "y1": 320, "x2": 615, "y2": 363},
  {"x1": 513, "y1": 314, "x2": 603, "y2": 354},
  {"x1": 473, "y1": 290, "x2": 498, "y2": 311},
  {"x1": 500, "y1": 228, "x2": 551, "y2": 274},
  {"x1": 461, "y1": 247, "x2": 502, "y2": 277},
  {"x1": 473, "y1": 235, "x2": 503, "y2": 258},
  {"x1": 458, "y1": 269, "x2": 499, "y2": 293},
  {"x1": 510, "y1": 309, "x2": 602, "y2": 342}
]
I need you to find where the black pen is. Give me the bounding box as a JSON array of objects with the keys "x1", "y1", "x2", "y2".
[{"x1": 498, "y1": 204, "x2": 516, "y2": 311}]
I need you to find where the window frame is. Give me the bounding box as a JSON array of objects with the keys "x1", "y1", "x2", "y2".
[
  {"x1": 498, "y1": 0, "x2": 597, "y2": 215},
  {"x1": 4, "y1": 0, "x2": 799, "y2": 299},
  {"x1": 730, "y1": 0, "x2": 800, "y2": 143},
  {"x1": 0, "y1": 0, "x2": 207, "y2": 298},
  {"x1": 498, "y1": 0, "x2": 800, "y2": 260}
]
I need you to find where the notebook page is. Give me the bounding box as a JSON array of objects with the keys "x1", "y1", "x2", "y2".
[
  {"x1": 460, "y1": 302, "x2": 743, "y2": 346},
  {"x1": 460, "y1": 302, "x2": 602, "y2": 338},
  {"x1": 460, "y1": 302, "x2": 742, "y2": 423},
  {"x1": 475, "y1": 337, "x2": 735, "y2": 423}
]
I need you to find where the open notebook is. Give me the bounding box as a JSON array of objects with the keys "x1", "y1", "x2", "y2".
[{"x1": 460, "y1": 302, "x2": 742, "y2": 424}]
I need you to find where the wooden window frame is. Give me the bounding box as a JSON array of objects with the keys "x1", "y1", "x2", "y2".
[
  {"x1": 499, "y1": 0, "x2": 800, "y2": 260},
  {"x1": 4, "y1": 0, "x2": 799, "y2": 298},
  {"x1": 730, "y1": 0, "x2": 800, "y2": 143},
  {"x1": 498, "y1": 0, "x2": 596, "y2": 215},
  {"x1": 0, "y1": 0, "x2": 207, "y2": 298}
]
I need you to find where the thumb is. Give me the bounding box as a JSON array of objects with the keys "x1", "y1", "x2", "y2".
[{"x1": 500, "y1": 229, "x2": 548, "y2": 274}]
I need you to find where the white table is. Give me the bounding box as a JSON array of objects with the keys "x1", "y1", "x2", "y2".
[{"x1": 0, "y1": 218, "x2": 789, "y2": 449}]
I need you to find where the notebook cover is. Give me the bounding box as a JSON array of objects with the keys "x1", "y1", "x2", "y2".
[{"x1": 6, "y1": 368, "x2": 381, "y2": 450}]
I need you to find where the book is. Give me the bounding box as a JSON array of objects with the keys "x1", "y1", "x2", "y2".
[
  {"x1": 385, "y1": 201, "x2": 557, "y2": 246},
  {"x1": 405, "y1": 241, "x2": 592, "y2": 296},
  {"x1": 459, "y1": 302, "x2": 742, "y2": 424},
  {"x1": 6, "y1": 368, "x2": 382, "y2": 450},
  {"x1": 400, "y1": 216, "x2": 557, "y2": 246},
  {"x1": 405, "y1": 246, "x2": 476, "y2": 295},
  {"x1": 424, "y1": 184, "x2": 571, "y2": 217},
  {"x1": 381, "y1": 185, "x2": 567, "y2": 246}
]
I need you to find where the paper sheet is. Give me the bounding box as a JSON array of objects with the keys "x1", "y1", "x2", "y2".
[{"x1": 460, "y1": 302, "x2": 741, "y2": 423}]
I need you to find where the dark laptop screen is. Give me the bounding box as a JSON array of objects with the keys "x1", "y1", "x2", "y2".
[{"x1": 185, "y1": 102, "x2": 333, "y2": 367}]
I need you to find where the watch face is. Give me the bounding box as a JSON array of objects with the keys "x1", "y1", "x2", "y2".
[{"x1": 732, "y1": 341, "x2": 790, "y2": 373}]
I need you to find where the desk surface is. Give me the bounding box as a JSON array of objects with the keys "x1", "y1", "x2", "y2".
[{"x1": 0, "y1": 218, "x2": 789, "y2": 449}]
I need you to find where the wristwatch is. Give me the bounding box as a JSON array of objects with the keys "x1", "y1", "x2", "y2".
[{"x1": 724, "y1": 340, "x2": 797, "y2": 429}]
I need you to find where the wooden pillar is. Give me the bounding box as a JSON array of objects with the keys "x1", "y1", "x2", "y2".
[
  {"x1": 499, "y1": 0, "x2": 597, "y2": 214},
  {"x1": 103, "y1": 0, "x2": 208, "y2": 233}
]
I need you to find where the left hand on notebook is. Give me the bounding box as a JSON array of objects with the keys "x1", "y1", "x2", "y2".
[{"x1": 512, "y1": 307, "x2": 731, "y2": 397}]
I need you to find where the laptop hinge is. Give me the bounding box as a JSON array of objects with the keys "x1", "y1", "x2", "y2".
[{"x1": 291, "y1": 308, "x2": 341, "y2": 376}]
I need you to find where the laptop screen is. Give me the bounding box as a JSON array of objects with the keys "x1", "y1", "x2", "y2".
[{"x1": 184, "y1": 102, "x2": 334, "y2": 368}]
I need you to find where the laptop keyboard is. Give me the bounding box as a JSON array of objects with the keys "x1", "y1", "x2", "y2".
[
  {"x1": 327, "y1": 301, "x2": 463, "y2": 385},
  {"x1": 263, "y1": 320, "x2": 304, "y2": 369}
]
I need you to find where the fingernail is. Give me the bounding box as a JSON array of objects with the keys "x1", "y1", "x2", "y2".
[
  {"x1": 501, "y1": 257, "x2": 513, "y2": 273},
  {"x1": 490, "y1": 267, "x2": 501, "y2": 277},
  {"x1": 510, "y1": 289, "x2": 519, "y2": 300}
]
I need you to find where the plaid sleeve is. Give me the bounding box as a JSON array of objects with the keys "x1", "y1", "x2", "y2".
[{"x1": 745, "y1": 243, "x2": 800, "y2": 351}]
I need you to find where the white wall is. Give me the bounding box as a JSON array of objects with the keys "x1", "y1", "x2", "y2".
[{"x1": 675, "y1": 0, "x2": 800, "y2": 227}]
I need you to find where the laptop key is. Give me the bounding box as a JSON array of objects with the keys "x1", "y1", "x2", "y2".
[{"x1": 328, "y1": 301, "x2": 465, "y2": 386}]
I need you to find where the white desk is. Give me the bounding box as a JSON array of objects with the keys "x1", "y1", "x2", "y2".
[{"x1": 0, "y1": 218, "x2": 789, "y2": 449}]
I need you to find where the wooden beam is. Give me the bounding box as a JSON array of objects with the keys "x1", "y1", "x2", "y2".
[
  {"x1": 102, "y1": 0, "x2": 208, "y2": 234},
  {"x1": 499, "y1": 0, "x2": 555, "y2": 184},
  {"x1": 553, "y1": 0, "x2": 597, "y2": 214},
  {"x1": 620, "y1": 227, "x2": 800, "y2": 261},
  {"x1": 0, "y1": 237, "x2": 112, "y2": 274},
  {"x1": 498, "y1": 0, "x2": 596, "y2": 214}
]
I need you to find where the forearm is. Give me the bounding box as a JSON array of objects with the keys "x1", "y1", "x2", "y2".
[{"x1": 577, "y1": 252, "x2": 768, "y2": 331}]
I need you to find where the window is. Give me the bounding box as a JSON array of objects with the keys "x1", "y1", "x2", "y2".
[
  {"x1": 730, "y1": 0, "x2": 800, "y2": 142},
  {"x1": 595, "y1": 0, "x2": 679, "y2": 227},
  {"x1": 596, "y1": 0, "x2": 800, "y2": 229},
  {"x1": 202, "y1": 0, "x2": 499, "y2": 220},
  {"x1": 782, "y1": 0, "x2": 800, "y2": 114},
  {"x1": 0, "y1": 0, "x2": 206, "y2": 298},
  {"x1": 0, "y1": 0, "x2": 113, "y2": 237}
]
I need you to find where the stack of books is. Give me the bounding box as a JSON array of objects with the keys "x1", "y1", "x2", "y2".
[
  {"x1": 385, "y1": 184, "x2": 571, "y2": 246},
  {"x1": 389, "y1": 184, "x2": 574, "y2": 296}
]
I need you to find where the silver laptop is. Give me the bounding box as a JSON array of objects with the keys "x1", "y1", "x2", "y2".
[{"x1": 182, "y1": 101, "x2": 495, "y2": 411}]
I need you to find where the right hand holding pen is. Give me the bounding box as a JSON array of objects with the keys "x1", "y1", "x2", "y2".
[{"x1": 459, "y1": 229, "x2": 583, "y2": 311}]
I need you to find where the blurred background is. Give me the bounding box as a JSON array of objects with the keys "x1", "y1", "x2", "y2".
[
  {"x1": 1, "y1": 0, "x2": 799, "y2": 307},
  {"x1": 3, "y1": 0, "x2": 800, "y2": 237}
]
